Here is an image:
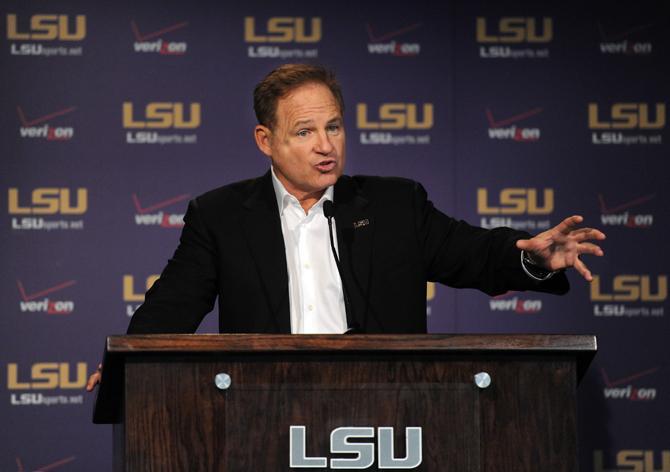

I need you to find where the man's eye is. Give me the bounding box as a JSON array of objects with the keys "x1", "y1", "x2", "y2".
[
  {"x1": 327, "y1": 124, "x2": 340, "y2": 133},
  {"x1": 297, "y1": 129, "x2": 310, "y2": 137}
]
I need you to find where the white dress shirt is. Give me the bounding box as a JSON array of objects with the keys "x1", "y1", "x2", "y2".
[{"x1": 271, "y1": 168, "x2": 348, "y2": 334}]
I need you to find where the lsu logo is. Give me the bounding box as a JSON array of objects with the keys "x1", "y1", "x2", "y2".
[
  {"x1": 357, "y1": 104, "x2": 433, "y2": 130},
  {"x1": 588, "y1": 103, "x2": 666, "y2": 130},
  {"x1": 244, "y1": 17, "x2": 321, "y2": 43},
  {"x1": 591, "y1": 275, "x2": 667, "y2": 302},
  {"x1": 594, "y1": 449, "x2": 670, "y2": 472},
  {"x1": 6, "y1": 14, "x2": 86, "y2": 41},
  {"x1": 123, "y1": 274, "x2": 159, "y2": 302},
  {"x1": 7, "y1": 362, "x2": 88, "y2": 389},
  {"x1": 8, "y1": 188, "x2": 87, "y2": 215},
  {"x1": 123, "y1": 102, "x2": 201, "y2": 129},
  {"x1": 477, "y1": 188, "x2": 554, "y2": 215},
  {"x1": 290, "y1": 426, "x2": 422, "y2": 469},
  {"x1": 476, "y1": 17, "x2": 552, "y2": 43},
  {"x1": 426, "y1": 282, "x2": 435, "y2": 301}
]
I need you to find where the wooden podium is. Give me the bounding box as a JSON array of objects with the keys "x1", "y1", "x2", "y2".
[{"x1": 93, "y1": 334, "x2": 596, "y2": 471}]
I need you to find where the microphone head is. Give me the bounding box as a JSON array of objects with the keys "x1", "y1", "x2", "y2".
[{"x1": 323, "y1": 199, "x2": 335, "y2": 218}]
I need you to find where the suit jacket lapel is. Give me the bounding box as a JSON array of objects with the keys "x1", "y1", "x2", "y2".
[
  {"x1": 334, "y1": 176, "x2": 374, "y2": 330},
  {"x1": 241, "y1": 172, "x2": 291, "y2": 333}
]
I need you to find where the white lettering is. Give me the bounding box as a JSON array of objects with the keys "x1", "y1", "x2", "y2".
[{"x1": 289, "y1": 426, "x2": 422, "y2": 469}]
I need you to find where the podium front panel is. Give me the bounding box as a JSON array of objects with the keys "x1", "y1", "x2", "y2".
[{"x1": 118, "y1": 352, "x2": 576, "y2": 471}]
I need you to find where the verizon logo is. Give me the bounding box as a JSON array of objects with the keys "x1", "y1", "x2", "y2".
[
  {"x1": 599, "y1": 194, "x2": 654, "y2": 228},
  {"x1": 486, "y1": 107, "x2": 542, "y2": 142},
  {"x1": 17, "y1": 279, "x2": 76, "y2": 314},
  {"x1": 602, "y1": 367, "x2": 658, "y2": 401},
  {"x1": 489, "y1": 292, "x2": 542, "y2": 313},
  {"x1": 133, "y1": 193, "x2": 189, "y2": 228},
  {"x1": 131, "y1": 19, "x2": 188, "y2": 55}
]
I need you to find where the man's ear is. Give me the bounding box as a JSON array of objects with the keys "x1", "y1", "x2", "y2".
[{"x1": 254, "y1": 125, "x2": 272, "y2": 157}]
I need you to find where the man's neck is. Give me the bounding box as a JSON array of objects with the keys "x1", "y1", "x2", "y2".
[
  {"x1": 295, "y1": 191, "x2": 325, "y2": 213},
  {"x1": 270, "y1": 167, "x2": 331, "y2": 214}
]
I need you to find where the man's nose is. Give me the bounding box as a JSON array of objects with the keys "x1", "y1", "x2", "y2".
[{"x1": 314, "y1": 130, "x2": 334, "y2": 154}]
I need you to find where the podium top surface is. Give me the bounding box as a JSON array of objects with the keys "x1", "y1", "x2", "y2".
[{"x1": 105, "y1": 333, "x2": 596, "y2": 353}]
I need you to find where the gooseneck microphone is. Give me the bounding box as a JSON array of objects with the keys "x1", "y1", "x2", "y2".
[{"x1": 323, "y1": 200, "x2": 361, "y2": 334}]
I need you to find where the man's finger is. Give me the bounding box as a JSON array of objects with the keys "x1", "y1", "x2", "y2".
[
  {"x1": 577, "y1": 242, "x2": 604, "y2": 257},
  {"x1": 553, "y1": 215, "x2": 584, "y2": 235},
  {"x1": 571, "y1": 228, "x2": 606, "y2": 242},
  {"x1": 86, "y1": 372, "x2": 101, "y2": 392},
  {"x1": 86, "y1": 365, "x2": 103, "y2": 392},
  {"x1": 569, "y1": 227, "x2": 594, "y2": 236},
  {"x1": 574, "y1": 258, "x2": 593, "y2": 282}
]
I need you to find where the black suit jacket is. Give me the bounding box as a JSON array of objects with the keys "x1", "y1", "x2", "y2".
[{"x1": 127, "y1": 172, "x2": 568, "y2": 334}]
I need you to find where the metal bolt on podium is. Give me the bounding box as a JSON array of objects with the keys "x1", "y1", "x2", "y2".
[
  {"x1": 474, "y1": 372, "x2": 491, "y2": 389},
  {"x1": 214, "y1": 373, "x2": 232, "y2": 390}
]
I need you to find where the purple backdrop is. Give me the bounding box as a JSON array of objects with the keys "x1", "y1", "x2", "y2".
[{"x1": 2, "y1": 0, "x2": 668, "y2": 470}]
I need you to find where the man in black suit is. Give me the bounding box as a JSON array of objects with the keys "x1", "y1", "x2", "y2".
[{"x1": 88, "y1": 64, "x2": 605, "y2": 389}]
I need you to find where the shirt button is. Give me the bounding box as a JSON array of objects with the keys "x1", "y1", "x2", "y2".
[
  {"x1": 308, "y1": 304, "x2": 314, "y2": 311},
  {"x1": 304, "y1": 263, "x2": 310, "y2": 269}
]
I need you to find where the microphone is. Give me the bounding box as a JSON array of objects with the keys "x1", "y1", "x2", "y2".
[
  {"x1": 323, "y1": 200, "x2": 361, "y2": 334},
  {"x1": 323, "y1": 199, "x2": 336, "y2": 220}
]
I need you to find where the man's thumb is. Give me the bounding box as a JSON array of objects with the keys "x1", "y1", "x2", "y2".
[{"x1": 516, "y1": 239, "x2": 531, "y2": 250}]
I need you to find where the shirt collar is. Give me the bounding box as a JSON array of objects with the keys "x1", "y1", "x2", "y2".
[{"x1": 270, "y1": 166, "x2": 334, "y2": 216}]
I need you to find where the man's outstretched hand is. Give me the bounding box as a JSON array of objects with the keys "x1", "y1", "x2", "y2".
[
  {"x1": 86, "y1": 364, "x2": 102, "y2": 392},
  {"x1": 516, "y1": 215, "x2": 606, "y2": 282}
]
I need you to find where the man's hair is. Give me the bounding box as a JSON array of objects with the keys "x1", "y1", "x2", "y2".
[{"x1": 253, "y1": 63, "x2": 344, "y2": 129}]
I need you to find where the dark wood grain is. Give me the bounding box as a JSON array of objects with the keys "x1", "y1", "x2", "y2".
[
  {"x1": 95, "y1": 334, "x2": 596, "y2": 424},
  {"x1": 93, "y1": 334, "x2": 595, "y2": 471}
]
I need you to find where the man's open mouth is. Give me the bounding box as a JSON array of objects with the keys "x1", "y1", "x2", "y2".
[{"x1": 316, "y1": 159, "x2": 336, "y2": 172}]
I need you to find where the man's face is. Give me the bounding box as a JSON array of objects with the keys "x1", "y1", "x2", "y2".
[{"x1": 255, "y1": 82, "x2": 345, "y2": 203}]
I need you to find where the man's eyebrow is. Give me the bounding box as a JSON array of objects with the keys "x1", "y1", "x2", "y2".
[
  {"x1": 292, "y1": 119, "x2": 315, "y2": 128},
  {"x1": 291, "y1": 116, "x2": 342, "y2": 129}
]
